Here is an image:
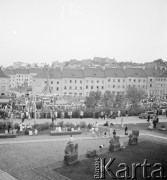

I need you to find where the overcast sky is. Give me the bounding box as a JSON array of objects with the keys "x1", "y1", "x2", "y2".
[{"x1": 0, "y1": 0, "x2": 167, "y2": 66}]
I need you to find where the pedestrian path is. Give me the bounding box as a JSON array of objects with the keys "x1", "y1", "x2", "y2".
[{"x1": 0, "y1": 132, "x2": 167, "y2": 145}]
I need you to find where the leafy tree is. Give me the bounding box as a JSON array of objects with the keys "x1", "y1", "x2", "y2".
[
  {"x1": 85, "y1": 91, "x2": 102, "y2": 108},
  {"x1": 114, "y1": 92, "x2": 126, "y2": 108},
  {"x1": 100, "y1": 90, "x2": 115, "y2": 109},
  {"x1": 126, "y1": 87, "x2": 147, "y2": 105}
]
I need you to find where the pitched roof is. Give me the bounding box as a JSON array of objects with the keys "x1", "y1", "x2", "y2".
[
  {"x1": 15, "y1": 68, "x2": 29, "y2": 74},
  {"x1": 62, "y1": 68, "x2": 83, "y2": 78},
  {"x1": 3, "y1": 69, "x2": 15, "y2": 75},
  {"x1": 29, "y1": 68, "x2": 41, "y2": 74},
  {"x1": 84, "y1": 68, "x2": 105, "y2": 78},
  {"x1": 104, "y1": 68, "x2": 126, "y2": 77},
  {"x1": 0, "y1": 68, "x2": 9, "y2": 78},
  {"x1": 34, "y1": 68, "x2": 61, "y2": 79},
  {"x1": 144, "y1": 68, "x2": 163, "y2": 77},
  {"x1": 49, "y1": 68, "x2": 62, "y2": 78},
  {"x1": 124, "y1": 68, "x2": 146, "y2": 77},
  {"x1": 157, "y1": 71, "x2": 167, "y2": 77}
]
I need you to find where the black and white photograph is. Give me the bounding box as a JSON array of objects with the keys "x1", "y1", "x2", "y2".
[{"x1": 0, "y1": 0, "x2": 167, "y2": 179}]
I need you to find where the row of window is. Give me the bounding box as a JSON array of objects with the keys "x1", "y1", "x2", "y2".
[
  {"x1": 108, "y1": 85, "x2": 125, "y2": 88},
  {"x1": 16, "y1": 75, "x2": 29, "y2": 78},
  {"x1": 45, "y1": 81, "x2": 60, "y2": 84},
  {"x1": 129, "y1": 79, "x2": 146, "y2": 83},
  {"x1": 63, "y1": 92, "x2": 83, "y2": 96},
  {"x1": 157, "y1": 83, "x2": 166, "y2": 87},
  {"x1": 50, "y1": 87, "x2": 59, "y2": 91},
  {"x1": 64, "y1": 86, "x2": 83, "y2": 90},
  {"x1": 129, "y1": 85, "x2": 145, "y2": 88},
  {"x1": 16, "y1": 79, "x2": 29, "y2": 81},
  {"x1": 156, "y1": 78, "x2": 167, "y2": 81},
  {"x1": 85, "y1": 86, "x2": 104, "y2": 90},
  {"x1": 64, "y1": 80, "x2": 83, "y2": 84},
  {"x1": 44, "y1": 79, "x2": 147, "y2": 84},
  {"x1": 108, "y1": 79, "x2": 125, "y2": 82}
]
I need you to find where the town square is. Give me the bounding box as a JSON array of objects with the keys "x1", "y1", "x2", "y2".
[{"x1": 0, "y1": 0, "x2": 167, "y2": 179}]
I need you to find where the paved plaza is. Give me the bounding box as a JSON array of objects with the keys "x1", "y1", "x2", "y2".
[{"x1": 0, "y1": 116, "x2": 167, "y2": 180}]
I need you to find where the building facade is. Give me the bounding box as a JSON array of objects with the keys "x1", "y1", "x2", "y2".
[
  {"x1": 31, "y1": 67, "x2": 164, "y2": 98},
  {"x1": 0, "y1": 68, "x2": 10, "y2": 95},
  {"x1": 4, "y1": 68, "x2": 41, "y2": 88},
  {"x1": 154, "y1": 71, "x2": 167, "y2": 99}
]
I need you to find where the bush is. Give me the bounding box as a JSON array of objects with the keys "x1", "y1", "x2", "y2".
[
  {"x1": 127, "y1": 106, "x2": 145, "y2": 116},
  {"x1": 79, "y1": 121, "x2": 87, "y2": 128},
  {"x1": 0, "y1": 121, "x2": 5, "y2": 130},
  {"x1": 32, "y1": 123, "x2": 39, "y2": 129},
  {"x1": 72, "y1": 110, "x2": 80, "y2": 118},
  {"x1": 104, "y1": 121, "x2": 109, "y2": 126},
  {"x1": 58, "y1": 121, "x2": 64, "y2": 128},
  {"x1": 84, "y1": 108, "x2": 93, "y2": 118},
  {"x1": 64, "y1": 122, "x2": 72, "y2": 128},
  {"x1": 34, "y1": 123, "x2": 51, "y2": 131},
  {"x1": 14, "y1": 123, "x2": 19, "y2": 130}
]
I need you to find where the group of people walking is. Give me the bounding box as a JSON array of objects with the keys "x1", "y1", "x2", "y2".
[{"x1": 147, "y1": 113, "x2": 159, "y2": 129}]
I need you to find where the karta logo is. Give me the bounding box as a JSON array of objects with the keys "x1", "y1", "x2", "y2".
[{"x1": 94, "y1": 158, "x2": 167, "y2": 179}]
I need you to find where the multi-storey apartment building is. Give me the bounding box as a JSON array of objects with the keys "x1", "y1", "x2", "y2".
[
  {"x1": 124, "y1": 68, "x2": 147, "y2": 90},
  {"x1": 62, "y1": 68, "x2": 84, "y2": 96},
  {"x1": 33, "y1": 68, "x2": 62, "y2": 96},
  {"x1": 0, "y1": 68, "x2": 10, "y2": 95},
  {"x1": 104, "y1": 68, "x2": 127, "y2": 95},
  {"x1": 14, "y1": 69, "x2": 30, "y2": 87},
  {"x1": 29, "y1": 68, "x2": 42, "y2": 87},
  {"x1": 31, "y1": 67, "x2": 164, "y2": 98},
  {"x1": 83, "y1": 68, "x2": 106, "y2": 96},
  {"x1": 4, "y1": 69, "x2": 15, "y2": 88},
  {"x1": 154, "y1": 71, "x2": 167, "y2": 99},
  {"x1": 144, "y1": 68, "x2": 162, "y2": 97},
  {"x1": 4, "y1": 68, "x2": 41, "y2": 88}
]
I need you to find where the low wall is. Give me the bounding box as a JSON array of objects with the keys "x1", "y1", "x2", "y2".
[
  {"x1": 50, "y1": 131, "x2": 81, "y2": 136},
  {"x1": 0, "y1": 134, "x2": 16, "y2": 138}
]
